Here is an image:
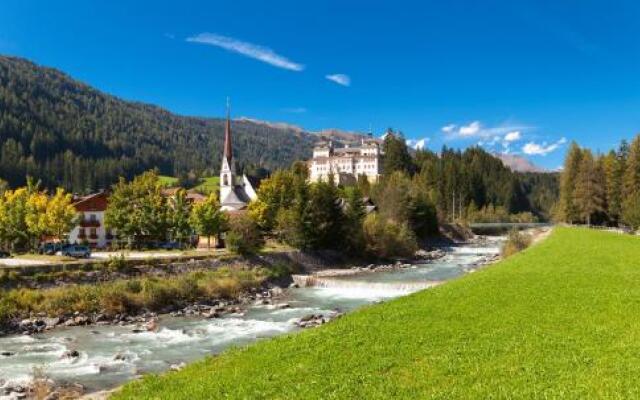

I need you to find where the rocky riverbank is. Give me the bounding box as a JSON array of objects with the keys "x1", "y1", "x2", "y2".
[{"x1": 0, "y1": 284, "x2": 289, "y2": 337}]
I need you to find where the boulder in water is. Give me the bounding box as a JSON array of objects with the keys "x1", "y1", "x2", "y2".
[{"x1": 62, "y1": 350, "x2": 80, "y2": 358}]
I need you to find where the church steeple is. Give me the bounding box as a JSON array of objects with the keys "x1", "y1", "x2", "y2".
[
  {"x1": 223, "y1": 97, "x2": 233, "y2": 164},
  {"x1": 220, "y1": 98, "x2": 236, "y2": 202}
]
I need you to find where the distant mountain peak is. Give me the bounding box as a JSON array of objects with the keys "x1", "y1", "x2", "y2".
[{"x1": 494, "y1": 153, "x2": 547, "y2": 173}]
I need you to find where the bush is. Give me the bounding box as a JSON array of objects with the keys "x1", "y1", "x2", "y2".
[
  {"x1": 501, "y1": 229, "x2": 532, "y2": 257},
  {"x1": 225, "y1": 214, "x2": 264, "y2": 255},
  {"x1": 363, "y1": 214, "x2": 418, "y2": 259}
]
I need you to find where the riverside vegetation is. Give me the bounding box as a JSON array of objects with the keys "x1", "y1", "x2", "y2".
[
  {"x1": 115, "y1": 228, "x2": 640, "y2": 399},
  {"x1": 0, "y1": 266, "x2": 273, "y2": 333}
]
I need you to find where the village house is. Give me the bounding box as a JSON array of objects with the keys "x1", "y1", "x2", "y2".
[
  {"x1": 308, "y1": 135, "x2": 382, "y2": 184},
  {"x1": 67, "y1": 191, "x2": 113, "y2": 248}
]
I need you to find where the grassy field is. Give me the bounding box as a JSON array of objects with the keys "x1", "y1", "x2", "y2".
[
  {"x1": 193, "y1": 176, "x2": 220, "y2": 194},
  {"x1": 158, "y1": 175, "x2": 219, "y2": 194},
  {"x1": 158, "y1": 175, "x2": 178, "y2": 187},
  {"x1": 114, "y1": 228, "x2": 640, "y2": 399}
]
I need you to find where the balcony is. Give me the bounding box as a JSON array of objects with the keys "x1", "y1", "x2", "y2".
[{"x1": 79, "y1": 219, "x2": 101, "y2": 228}]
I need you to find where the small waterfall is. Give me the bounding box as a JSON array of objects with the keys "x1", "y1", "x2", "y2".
[{"x1": 292, "y1": 274, "x2": 441, "y2": 292}]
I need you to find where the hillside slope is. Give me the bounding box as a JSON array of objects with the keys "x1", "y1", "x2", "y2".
[
  {"x1": 115, "y1": 228, "x2": 640, "y2": 399},
  {"x1": 0, "y1": 56, "x2": 317, "y2": 192}
]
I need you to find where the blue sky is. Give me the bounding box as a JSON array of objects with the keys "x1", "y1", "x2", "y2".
[{"x1": 1, "y1": 0, "x2": 639, "y2": 169}]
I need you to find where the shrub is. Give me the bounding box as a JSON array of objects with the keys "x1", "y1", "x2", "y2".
[
  {"x1": 363, "y1": 214, "x2": 418, "y2": 259},
  {"x1": 225, "y1": 214, "x2": 264, "y2": 255},
  {"x1": 100, "y1": 283, "x2": 135, "y2": 315},
  {"x1": 501, "y1": 229, "x2": 532, "y2": 257},
  {"x1": 107, "y1": 254, "x2": 128, "y2": 272}
]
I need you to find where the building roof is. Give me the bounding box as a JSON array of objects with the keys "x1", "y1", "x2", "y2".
[
  {"x1": 221, "y1": 186, "x2": 251, "y2": 209},
  {"x1": 73, "y1": 191, "x2": 108, "y2": 212}
]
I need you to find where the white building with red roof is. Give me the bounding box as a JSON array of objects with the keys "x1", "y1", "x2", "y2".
[{"x1": 67, "y1": 191, "x2": 113, "y2": 248}]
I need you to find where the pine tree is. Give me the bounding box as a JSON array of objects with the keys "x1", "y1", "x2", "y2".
[
  {"x1": 622, "y1": 136, "x2": 640, "y2": 229},
  {"x1": 382, "y1": 130, "x2": 413, "y2": 175},
  {"x1": 623, "y1": 136, "x2": 640, "y2": 199},
  {"x1": 601, "y1": 150, "x2": 623, "y2": 223},
  {"x1": 572, "y1": 150, "x2": 605, "y2": 225},
  {"x1": 559, "y1": 142, "x2": 583, "y2": 223}
]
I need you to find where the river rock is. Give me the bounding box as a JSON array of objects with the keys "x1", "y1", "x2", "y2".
[
  {"x1": 44, "y1": 317, "x2": 60, "y2": 328},
  {"x1": 170, "y1": 362, "x2": 186, "y2": 371},
  {"x1": 62, "y1": 350, "x2": 79, "y2": 358},
  {"x1": 276, "y1": 303, "x2": 291, "y2": 310},
  {"x1": 1, "y1": 351, "x2": 14, "y2": 357}
]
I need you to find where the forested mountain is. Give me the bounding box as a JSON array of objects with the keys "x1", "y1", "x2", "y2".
[
  {"x1": 0, "y1": 56, "x2": 316, "y2": 192},
  {"x1": 0, "y1": 55, "x2": 558, "y2": 219}
]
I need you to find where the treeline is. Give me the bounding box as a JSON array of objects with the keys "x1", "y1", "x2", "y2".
[
  {"x1": 558, "y1": 137, "x2": 640, "y2": 229},
  {"x1": 0, "y1": 56, "x2": 315, "y2": 192},
  {"x1": 383, "y1": 132, "x2": 558, "y2": 222},
  {"x1": 243, "y1": 134, "x2": 557, "y2": 258}
]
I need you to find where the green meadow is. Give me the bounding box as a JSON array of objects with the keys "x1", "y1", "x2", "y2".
[{"x1": 114, "y1": 228, "x2": 640, "y2": 399}]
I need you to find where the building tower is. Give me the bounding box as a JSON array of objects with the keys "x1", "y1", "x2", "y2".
[{"x1": 219, "y1": 98, "x2": 235, "y2": 202}]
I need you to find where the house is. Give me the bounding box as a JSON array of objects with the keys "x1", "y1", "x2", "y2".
[
  {"x1": 161, "y1": 187, "x2": 207, "y2": 204},
  {"x1": 219, "y1": 104, "x2": 258, "y2": 211},
  {"x1": 67, "y1": 191, "x2": 114, "y2": 248},
  {"x1": 309, "y1": 135, "x2": 382, "y2": 184}
]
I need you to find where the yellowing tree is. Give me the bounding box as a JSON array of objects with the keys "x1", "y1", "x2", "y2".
[
  {"x1": 46, "y1": 188, "x2": 77, "y2": 242},
  {"x1": 25, "y1": 191, "x2": 49, "y2": 246}
]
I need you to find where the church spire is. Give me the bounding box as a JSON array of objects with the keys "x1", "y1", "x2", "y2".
[{"x1": 223, "y1": 97, "x2": 232, "y2": 163}]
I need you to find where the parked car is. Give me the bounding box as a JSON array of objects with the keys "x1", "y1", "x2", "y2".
[
  {"x1": 158, "y1": 241, "x2": 186, "y2": 250},
  {"x1": 38, "y1": 242, "x2": 66, "y2": 255},
  {"x1": 0, "y1": 250, "x2": 11, "y2": 258},
  {"x1": 57, "y1": 245, "x2": 91, "y2": 258}
]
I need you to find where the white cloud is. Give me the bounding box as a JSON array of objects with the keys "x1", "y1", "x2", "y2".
[
  {"x1": 504, "y1": 131, "x2": 521, "y2": 142},
  {"x1": 187, "y1": 33, "x2": 304, "y2": 71},
  {"x1": 406, "y1": 137, "x2": 429, "y2": 150},
  {"x1": 459, "y1": 121, "x2": 482, "y2": 137},
  {"x1": 522, "y1": 137, "x2": 567, "y2": 156},
  {"x1": 325, "y1": 74, "x2": 351, "y2": 87},
  {"x1": 441, "y1": 124, "x2": 457, "y2": 133}
]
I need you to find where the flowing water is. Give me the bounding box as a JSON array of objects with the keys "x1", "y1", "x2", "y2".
[{"x1": 0, "y1": 237, "x2": 502, "y2": 394}]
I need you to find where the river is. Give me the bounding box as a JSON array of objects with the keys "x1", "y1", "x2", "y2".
[{"x1": 0, "y1": 237, "x2": 502, "y2": 394}]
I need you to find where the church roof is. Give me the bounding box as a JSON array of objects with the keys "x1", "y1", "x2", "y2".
[{"x1": 221, "y1": 186, "x2": 252, "y2": 209}]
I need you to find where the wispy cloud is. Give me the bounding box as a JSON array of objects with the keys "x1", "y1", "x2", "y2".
[
  {"x1": 443, "y1": 121, "x2": 532, "y2": 140},
  {"x1": 164, "y1": 33, "x2": 176, "y2": 40},
  {"x1": 522, "y1": 137, "x2": 567, "y2": 156},
  {"x1": 406, "y1": 137, "x2": 429, "y2": 150},
  {"x1": 187, "y1": 33, "x2": 304, "y2": 71},
  {"x1": 325, "y1": 74, "x2": 351, "y2": 87},
  {"x1": 281, "y1": 107, "x2": 307, "y2": 114}
]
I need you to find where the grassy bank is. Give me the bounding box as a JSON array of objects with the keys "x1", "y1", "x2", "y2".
[
  {"x1": 115, "y1": 228, "x2": 640, "y2": 399},
  {"x1": 0, "y1": 266, "x2": 269, "y2": 324}
]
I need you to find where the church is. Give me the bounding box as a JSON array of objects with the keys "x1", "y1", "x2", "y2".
[{"x1": 219, "y1": 105, "x2": 258, "y2": 211}]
